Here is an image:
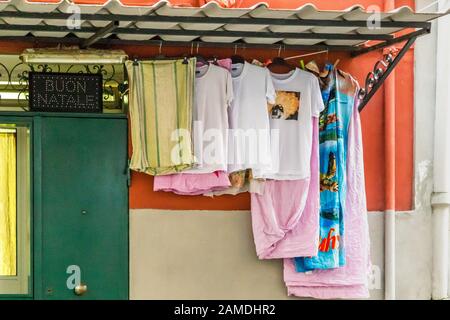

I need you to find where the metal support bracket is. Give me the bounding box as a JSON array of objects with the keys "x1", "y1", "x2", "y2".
[
  {"x1": 351, "y1": 27, "x2": 430, "y2": 57},
  {"x1": 358, "y1": 35, "x2": 418, "y2": 112},
  {"x1": 80, "y1": 21, "x2": 119, "y2": 49}
]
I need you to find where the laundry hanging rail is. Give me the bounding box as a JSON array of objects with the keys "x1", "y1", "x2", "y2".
[
  {"x1": 0, "y1": 6, "x2": 445, "y2": 52},
  {"x1": 0, "y1": 5, "x2": 448, "y2": 112}
]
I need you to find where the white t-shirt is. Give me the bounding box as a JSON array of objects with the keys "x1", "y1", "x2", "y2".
[
  {"x1": 258, "y1": 68, "x2": 324, "y2": 180},
  {"x1": 185, "y1": 63, "x2": 233, "y2": 174},
  {"x1": 228, "y1": 62, "x2": 276, "y2": 174}
]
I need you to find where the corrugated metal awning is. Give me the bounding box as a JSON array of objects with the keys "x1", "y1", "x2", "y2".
[{"x1": 0, "y1": 1, "x2": 448, "y2": 53}]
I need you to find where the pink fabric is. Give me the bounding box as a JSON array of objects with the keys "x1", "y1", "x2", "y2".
[
  {"x1": 153, "y1": 171, "x2": 231, "y2": 196},
  {"x1": 286, "y1": 285, "x2": 369, "y2": 300},
  {"x1": 198, "y1": 59, "x2": 232, "y2": 71},
  {"x1": 250, "y1": 118, "x2": 320, "y2": 259},
  {"x1": 284, "y1": 100, "x2": 371, "y2": 299},
  {"x1": 216, "y1": 58, "x2": 232, "y2": 71}
]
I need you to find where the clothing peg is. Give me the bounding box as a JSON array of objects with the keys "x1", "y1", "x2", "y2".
[
  {"x1": 182, "y1": 56, "x2": 189, "y2": 65},
  {"x1": 133, "y1": 57, "x2": 139, "y2": 66},
  {"x1": 299, "y1": 59, "x2": 305, "y2": 70}
]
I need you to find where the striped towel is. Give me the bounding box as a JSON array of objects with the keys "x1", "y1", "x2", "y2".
[{"x1": 126, "y1": 58, "x2": 196, "y2": 176}]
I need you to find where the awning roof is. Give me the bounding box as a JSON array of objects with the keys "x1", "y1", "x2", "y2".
[{"x1": 0, "y1": 1, "x2": 448, "y2": 53}]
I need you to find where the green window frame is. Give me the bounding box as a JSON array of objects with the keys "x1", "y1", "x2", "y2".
[{"x1": 0, "y1": 118, "x2": 32, "y2": 298}]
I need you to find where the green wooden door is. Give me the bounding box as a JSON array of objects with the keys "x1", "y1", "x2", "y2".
[{"x1": 35, "y1": 116, "x2": 128, "y2": 300}]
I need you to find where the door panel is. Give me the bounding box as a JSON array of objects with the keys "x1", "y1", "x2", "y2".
[{"x1": 38, "y1": 116, "x2": 128, "y2": 300}]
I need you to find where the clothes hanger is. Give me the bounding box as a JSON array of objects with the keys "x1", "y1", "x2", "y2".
[
  {"x1": 267, "y1": 45, "x2": 295, "y2": 73},
  {"x1": 320, "y1": 51, "x2": 340, "y2": 78},
  {"x1": 319, "y1": 59, "x2": 341, "y2": 78},
  {"x1": 334, "y1": 59, "x2": 340, "y2": 69},
  {"x1": 231, "y1": 55, "x2": 245, "y2": 64},
  {"x1": 209, "y1": 55, "x2": 219, "y2": 65},
  {"x1": 181, "y1": 42, "x2": 195, "y2": 65},
  {"x1": 231, "y1": 44, "x2": 245, "y2": 64},
  {"x1": 267, "y1": 57, "x2": 295, "y2": 73},
  {"x1": 194, "y1": 43, "x2": 209, "y2": 67},
  {"x1": 153, "y1": 41, "x2": 165, "y2": 60},
  {"x1": 195, "y1": 55, "x2": 208, "y2": 66}
]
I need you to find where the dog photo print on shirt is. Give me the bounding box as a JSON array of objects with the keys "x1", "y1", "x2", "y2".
[{"x1": 268, "y1": 91, "x2": 301, "y2": 120}]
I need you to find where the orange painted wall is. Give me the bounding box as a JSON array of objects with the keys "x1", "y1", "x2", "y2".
[
  {"x1": 125, "y1": 48, "x2": 414, "y2": 212},
  {"x1": 0, "y1": 0, "x2": 415, "y2": 212}
]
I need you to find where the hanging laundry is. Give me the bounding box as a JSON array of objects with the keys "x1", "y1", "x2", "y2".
[
  {"x1": 205, "y1": 60, "x2": 275, "y2": 197},
  {"x1": 214, "y1": 58, "x2": 232, "y2": 71},
  {"x1": 154, "y1": 171, "x2": 231, "y2": 196},
  {"x1": 258, "y1": 68, "x2": 325, "y2": 180},
  {"x1": 285, "y1": 73, "x2": 371, "y2": 299},
  {"x1": 250, "y1": 118, "x2": 320, "y2": 259},
  {"x1": 251, "y1": 59, "x2": 265, "y2": 67},
  {"x1": 204, "y1": 169, "x2": 249, "y2": 196},
  {"x1": 187, "y1": 63, "x2": 233, "y2": 174},
  {"x1": 204, "y1": 169, "x2": 266, "y2": 197},
  {"x1": 126, "y1": 58, "x2": 196, "y2": 176},
  {"x1": 295, "y1": 67, "x2": 350, "y2": 271},
  {"x1": 228, "y1": 61, "x2": 276, "y2": 175},
  {"x1": 154, "y1": 62, "x2": 233, "y2": 194}
]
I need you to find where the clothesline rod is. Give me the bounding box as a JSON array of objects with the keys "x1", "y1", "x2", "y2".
[
  {"x1": 358, "y1": 36, "x2": 417, "y2": 112},
  {"x1": 0, "y1": 11, "x2": 433, "y2": 29},
  {"x1": 285, "y1": 50, "x2": 329, "y2": 60},
  {"x1": 351, "y1": 27, "x2": 430, "y2": 57},
  {"x1": 0, "y1": 36, "x2": 358, "y2": 52},
  {"x1": 0, "y1": 25, "x2": 394, "y2": 42}
]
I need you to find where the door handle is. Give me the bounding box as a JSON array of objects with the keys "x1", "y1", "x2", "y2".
[{"x1": 74, "y1": 283, "x2": 88, "y2": 296}]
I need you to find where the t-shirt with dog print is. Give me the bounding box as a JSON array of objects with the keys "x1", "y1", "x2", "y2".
[{"x1": 258, "y1": 68, "x2": 324, "y2": 180}]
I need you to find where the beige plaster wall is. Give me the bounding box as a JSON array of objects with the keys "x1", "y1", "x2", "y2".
[{"x1": 130, "y1": 209, "x2": 292, "y2": 300}]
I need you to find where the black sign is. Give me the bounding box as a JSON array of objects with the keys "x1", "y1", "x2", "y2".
[{"x1": 29, "y1": 72, "x2": 103, "y2": 113}]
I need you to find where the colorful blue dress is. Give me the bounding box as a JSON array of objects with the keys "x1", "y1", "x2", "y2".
[{"x1": 295, "y1": 67, "x2": 355, "y2": 271}]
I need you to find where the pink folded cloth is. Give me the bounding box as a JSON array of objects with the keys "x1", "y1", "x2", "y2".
[
  {"x1": 284, "y1": 99, "x2": 371, "y2": 299},
  {"x1": 153, "y1": 171, "x2": 231, "y2": 196},
  {"x1": 250, "y1": 118, "x2": 320, "y2": 259},
  {"x1": 286, "y1": 284, "x2": 369, "y2": 300}
]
